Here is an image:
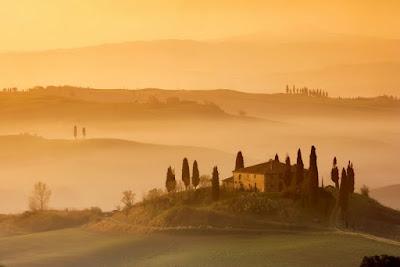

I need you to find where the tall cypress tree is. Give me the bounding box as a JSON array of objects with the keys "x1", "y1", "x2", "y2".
[
  {"x1": 331, "y1": 157, "x2": 340, "y2": 189},
  {"x1": 309, "y1": 146, "x2": 319, "y2": 201},
  {"x1": 235, "y1": 151, "x2": 244, "y2": 170},
  {"x1": 347, "y1": 162, "x2": 355, "y2": 193},
  {"x1": 339, "y1": 168, "x2": 349, "y2": 225},
  {"x1": 192, "y1": 160, "x2": 200, "y2": 189},
  {"x1": 182, "y1": 158, "x2": 190, "y2": 189},
  {"x1": 212, "y1": 166, "x2": 220, "y2": 201},
  {"x1": 274, "y1": 153, "x2": 279, "y2": 162},
  {"x1": 296, "y1": 149, "x2": 304, "y2": 188},
  {"x1": 166, "y1": 166, "x2": 176, "y2": 193},
  {"x1": 284, "y1": 156, "x2": 292, "y2": 188}
]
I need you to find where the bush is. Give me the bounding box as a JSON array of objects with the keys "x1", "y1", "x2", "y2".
[
  {"x1": 360, "y1": 255, "x2": 400, "y2": 267},
  {"x1": 361, "y1": 185, "x2": 370, "y2": 198}
]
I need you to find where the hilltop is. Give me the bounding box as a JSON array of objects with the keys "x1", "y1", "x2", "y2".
[{"x1": 87, "y1": 187, "x2": 400, "y2": 242}]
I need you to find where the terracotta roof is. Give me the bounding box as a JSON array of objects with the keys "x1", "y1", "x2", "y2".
[
  {"x1": 222, "y1": 176, "x2": 233, "y2": 182},
  {"x1": 233, "y1": 159, "x2": 304, "y2": 175}
]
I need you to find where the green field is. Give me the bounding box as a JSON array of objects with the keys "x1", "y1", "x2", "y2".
[{"x1": 0, "y1": 228, "x2": 399, "y2": 267}]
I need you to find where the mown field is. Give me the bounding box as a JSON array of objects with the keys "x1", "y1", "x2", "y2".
[{"x1": 0, "y1": 228, "x2": 399, "y2": 267}]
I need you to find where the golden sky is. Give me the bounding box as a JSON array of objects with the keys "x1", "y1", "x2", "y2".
[{"x1": 0, "y1": 0, "x2": 399, "y2": 51}]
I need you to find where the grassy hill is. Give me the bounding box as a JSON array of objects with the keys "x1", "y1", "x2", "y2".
[
  {"x1": 1, "y1": 188, "x2": 399, "y2": 267},
  {"x1": 371, "y1": 184, "x2": 400, "y2": 210},
  {"x1": 1, "y1": 228, "x2": 399, "y2": 267},
  {"x1": 88, "y1": 188, "x2": 400, "y2": 241}
]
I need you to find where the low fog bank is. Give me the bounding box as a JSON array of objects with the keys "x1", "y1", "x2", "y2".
[
  {"x1": 0, "y1": 135, "x2": 234, "y2": 213},
  {"x1": 0, "y1": 89, "x2": 398, "y2": 213}
]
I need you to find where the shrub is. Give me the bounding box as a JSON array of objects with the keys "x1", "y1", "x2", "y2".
[
  {"x1": 360, "y1": 185, "x2": 370, "y2": 198},
  {"x1": 360, "y1": 255, "x2": 400, "y2": 267}
]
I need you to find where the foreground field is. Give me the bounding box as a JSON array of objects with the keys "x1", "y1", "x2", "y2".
[{"x1": 0, "y1": 228, "x2": 399, "y2": 267}]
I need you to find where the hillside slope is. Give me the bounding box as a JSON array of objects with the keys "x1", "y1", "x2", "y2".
[
  {"x1": 0, "y1": 135, "x2": 234, "y2": 213},
  {"x1": 371, "y1": 184, "x2": 400, "y2": 210}
]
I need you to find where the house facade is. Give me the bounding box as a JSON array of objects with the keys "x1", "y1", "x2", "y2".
[{"x1": 227, "y1": 158, "x2": 307, "y2": 192}]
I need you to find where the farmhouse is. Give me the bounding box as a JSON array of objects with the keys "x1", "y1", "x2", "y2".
[{"x1": 223, "y1": 156, "x2": 308, "y2": 192}]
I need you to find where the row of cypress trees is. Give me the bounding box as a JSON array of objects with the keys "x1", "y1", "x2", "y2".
[
  {"x1": 165, "y1": 159, "x2": 220, "y2": 200},
  {"x1": 235, "y1": 146, "x2": 319, "y2": 200}
]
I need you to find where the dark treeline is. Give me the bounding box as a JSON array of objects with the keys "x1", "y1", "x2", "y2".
[{"x1": 286, "y1": 84, "x2": 329, "y2": 97}]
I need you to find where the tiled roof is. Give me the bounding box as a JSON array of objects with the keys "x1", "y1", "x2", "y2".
[
  {"x1": 233, "y1": 160, "x2": 304, "y2": 174},
  {"x1": 222, "y1": 176, "x2": 233, "y2": 182}
]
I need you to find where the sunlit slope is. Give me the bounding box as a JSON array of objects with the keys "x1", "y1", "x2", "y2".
[
  {"x1": 0, "y1": 228, "x2": 399, "y2": 267},
  {"x1": 0, "y1": 135, "x2": 233, "y2": 213}
]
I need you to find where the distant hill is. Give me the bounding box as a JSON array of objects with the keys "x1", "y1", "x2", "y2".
[
  {"x1": 371, "y1": 185, "x2": 400, "y2": 210},
  {"x1": 20, "y1": 86, "x2": 400, "y2": 120},
  {"x1": 0, "y1": 91, "x2": 237, "y2": 122},
  {"x1": 1, "y1": 37, "x2": 400, "y2": 96},
  {"x1": 0, "y1": 135, "x2": 234, "y2": 213}
]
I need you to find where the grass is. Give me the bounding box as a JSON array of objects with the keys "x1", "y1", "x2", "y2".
[{"x1": 0, "y1": 228, "x2": 399, "y2": 267}]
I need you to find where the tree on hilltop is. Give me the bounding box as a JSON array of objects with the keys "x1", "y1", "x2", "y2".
[
  {"x1": 73, "y1": 125, "x2": 77, "y2": 139},
  {"x1": 182, "y1": 158, "x2": 190, "y2": 189},
  {"x1": 347, "y1": 161, "x2": 355, "y2": 193},
  {"x1": 29, "y1": 182, "x2": 51, "y2": 211},
  {"x1": 309, "y1": 146, "x2": 319, "y2": 202},
  {"x1": 331, "y1": 157, "x2": 340, "y2": 189},
  {"x1": 212, "y1": 166, "x2": 220, "y2": 201},
  {"x1": 235, "y1": 151, "x2": 244, "y2": 170},
  {"x1": 284, "y1": 156, "x2": 292, "y2": 188},
  {"x1": 339, "y1": 168, "x2": 350, "y2": 226},
  {"x1": 121, "y1": 190, "x2": 135, "y2": 211},
  {"x1": 165, "y1": 166, "x2": 176, "y2": 193},
  {"x1": 192, "y1": 160, "x2": 200, "y2": 189},
  {"x1": 296, "y1": 149, "x2": 304, "y2": 188}
]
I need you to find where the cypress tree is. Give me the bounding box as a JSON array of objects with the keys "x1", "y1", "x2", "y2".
[
  {"x1": 166, "y1": 166, "x2": 176, "y2": 193},
  {"x1": 235, "y1": 151, "x2": 244, "y2": 170},
  {"x1": 73, "y1": 125, "x2": 77, "y2": 139},
  {"x1": 192, "y1": 160, "x2": 200, "y2": 189},
  {"x1": 347, "y1": 162, "x2": 355, "y2": 193},
  {"x1": 331, "y1": 157, "x2": 340, "y2": 189},
  {"x1": 182, "y1": 158, "x2": 190, "y2": 189},
  {"x1": 309, "y1": 146, "x2": 319, "y2": 201},
  {"x1": 274, "y1": 153, "x2": 279, "y2": 162},
  {"x1": 212, "y1": 166, "x2": 220, "y2": 201},
  {"x1": 284, "y1": 156, "x2": 292, "y2": 188},
  {"x1": 339, "y1": 168, "x2": 349, "y2": 225},
  {"x1": 296, "y1": 149, "x2": 304, "y2": 187}
]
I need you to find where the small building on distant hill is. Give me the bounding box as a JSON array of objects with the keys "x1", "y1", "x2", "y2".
[{"x1": 224, "y1": 157, "x2": 308, "y2": 192}]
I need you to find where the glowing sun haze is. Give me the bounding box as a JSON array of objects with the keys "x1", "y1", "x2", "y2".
[{"x1": 1, "y1": 0, "x2": 399, "y2": 51}]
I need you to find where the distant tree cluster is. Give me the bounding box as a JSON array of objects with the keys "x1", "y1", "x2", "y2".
[
  {"x1": 2, "y1": 87, "x2": 18, "y2": 92},
  {"x1": 286, "y1": 85, "x2": 329, "y2": 97},
  {"x1": 73, "y1": 125, "x2": 87, "y2": 139}
]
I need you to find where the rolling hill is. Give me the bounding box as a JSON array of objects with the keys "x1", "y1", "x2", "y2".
[
  {"x1": 371, "y1": 184, "x2": 400, "y2": 210},
  {"x1": 1, "y1": 36, "x2": 400, "y2": 96},
  {"x1": 0, "y1": 135, "x2": 234, "y2": 213}
]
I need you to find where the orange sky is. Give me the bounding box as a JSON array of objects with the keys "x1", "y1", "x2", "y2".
[{"x1": 0, "y1": 0, "x2": 399, "y2": 51}]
